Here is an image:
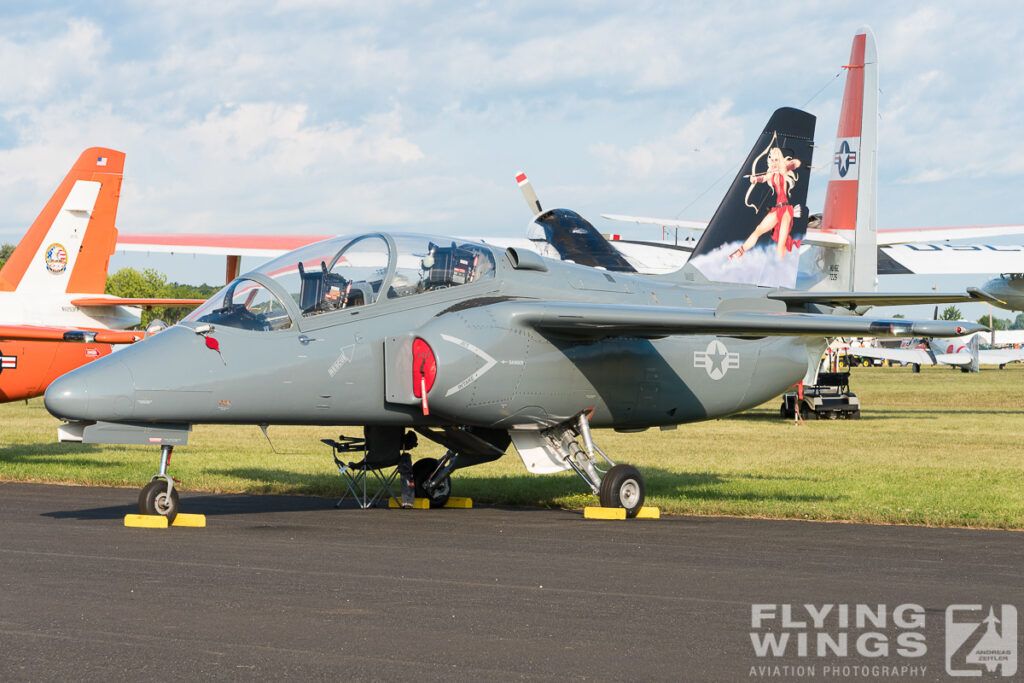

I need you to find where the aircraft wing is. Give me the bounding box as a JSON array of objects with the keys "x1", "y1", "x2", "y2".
[
  {"x1": 877, "y1": 224, "x2": 1024, "y2": 246},
  {"x1": 600, "y1": 221, "x2": 1024, "y2": 248},
  {"x1": 600, "y1": 214, "x2": 708, "y2": 230},
  {"x1": 503, "y1": 302, "x2": 982, "y2": 340},
  {"x1": 980, "y1": 348, "x2": 1024, "y2": 365},
  {"x1": 767, "y1": 291, "x2": 979, "y2": 309},
  {"x1": 877, "y1": 244, "x2": 1024, "y2": 276},
  {"x1": 0, "y1": 324, "x2": 143, "y2": 344},
  {"x1": 71, "y1": 297, "x2": 206, "y2": 308},
  {"x1": 852, "y1": 346, "x2": 938, "y2": 365},
  {"x1": 116, "y1": 233, "x2": 324, "y2": 258},
  {"x1": 599, "y1": 216, "x2": 848, "y2": 247},
  {"x1": 853, "y1": 346, "x2": 973, "y2": 366}
]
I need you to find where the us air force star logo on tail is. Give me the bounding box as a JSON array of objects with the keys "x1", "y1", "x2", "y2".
[
  {"x1": 831, "y1": 137, "x2": 860, "y2": 180},
  {"x1": 835, "y1": 140, "x2": 857, "y2": 177},
  {"x1": 693, "y1": 340, "x2": 739, "y2": 380}
]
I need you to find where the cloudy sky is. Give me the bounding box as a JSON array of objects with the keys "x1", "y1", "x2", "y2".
[{"x1": 1, "y1": 1, "x2": 1022, "y2": 316}]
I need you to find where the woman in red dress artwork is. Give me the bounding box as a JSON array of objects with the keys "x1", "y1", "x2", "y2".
[{"x1": 729, "y1": 135, "x2": 802, "y2": 260}]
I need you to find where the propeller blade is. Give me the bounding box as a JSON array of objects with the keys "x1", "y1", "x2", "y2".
[{"x1": 516, "y1": 171, "x2": 543, "y2": 216}]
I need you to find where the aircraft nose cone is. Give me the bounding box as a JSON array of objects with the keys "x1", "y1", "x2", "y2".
[
  {"x1": 44, "y1": 372, "x2": 89, "y2": 420},
  {"x1": 45, "y1": 358, "x2": 135, "y2": 421}
]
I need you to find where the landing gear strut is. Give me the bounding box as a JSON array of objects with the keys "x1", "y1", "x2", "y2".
[
  {"x1": 413, "y1": 455, "x2": 452, "y2": 508},
  {"x1": 138, "y1": 444, "x2": 179, "y2": 523},
  {"x1": 547, "y1": 414, "x2": 646, "y2": 517},
  {"x1": 411, "y1": 426, "x2": 510, "y2": 508}
]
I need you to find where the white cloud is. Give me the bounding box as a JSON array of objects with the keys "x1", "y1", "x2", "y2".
[
  {"x1": 185, "y1": 103, "x2": 423, "y2": 173},
  {"x1": 589, "y1": 100, "x2": 743, "y2": 179},
  {"x1": 0, "y1": 19, "x2": 108, "y2": 103},
  {"x1": 1, "y1": 1, "x2": 1024, "y2": 274}
]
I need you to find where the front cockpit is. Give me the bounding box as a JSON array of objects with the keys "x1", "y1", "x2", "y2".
[
  {"x1": 186, "y1": 278, "x2": 294, "y2": 331},
  {"x1": 185, "y1": 232, "x2": 498, "y2": 331}
]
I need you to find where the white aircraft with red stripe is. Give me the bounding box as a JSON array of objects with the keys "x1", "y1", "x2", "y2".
[{"x1": 0, "y1": 149, "x2": 203, "y2": 402}]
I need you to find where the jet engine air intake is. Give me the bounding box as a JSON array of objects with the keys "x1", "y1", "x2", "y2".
[{"x1": 506, "y1": 247, "x2": 548, "y2": 272}]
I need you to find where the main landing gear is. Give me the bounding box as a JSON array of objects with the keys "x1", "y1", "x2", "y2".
[
  {"x1": 412, "y1": 456, "x2": 452, "y2": 508},
  {"x1": 551, "y1": 414, "x2": 646, "y2": 517},
  {"x1": 411, "y1": 426, "x2": 509, "y2": 509},
  {"x1": 138, "y1": 444, "x2": 179, "y2": 523}
]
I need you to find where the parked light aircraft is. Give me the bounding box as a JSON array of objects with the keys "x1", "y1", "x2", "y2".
[
  {"x1": 45, "y1": 108, "x2": 983, "y2": 521},
  {"x1": 853, "y1": 331, "x2": 1024, "y2": 372},
  {"x1": 0, "y1": 149, "x2": 203, "y2": 402}
]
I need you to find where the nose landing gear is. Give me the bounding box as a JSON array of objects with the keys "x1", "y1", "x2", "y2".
[
  {"x1": 541, "y1": 414, "x2": 647, "y2": 518},
  {"x1": 138, "y1": 444, "x2": 179, "y2": 523}
]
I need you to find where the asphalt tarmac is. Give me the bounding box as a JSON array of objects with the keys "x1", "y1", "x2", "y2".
[{"x1": 0, "y1": 482, "x2": 1021, "y2": 681}]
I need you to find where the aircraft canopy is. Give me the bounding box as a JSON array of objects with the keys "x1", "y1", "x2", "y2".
[{"x1": 185, "y1": 233, "x2": 497, "y2": 331}]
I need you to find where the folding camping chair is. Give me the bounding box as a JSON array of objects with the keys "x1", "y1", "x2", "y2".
[{"x1": 322, "y1": 435, "x2": 401, "y2": 509}]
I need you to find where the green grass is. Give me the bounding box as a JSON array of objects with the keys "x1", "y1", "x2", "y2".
[{"x1": 2, "y1": 364, "x2": 1023, "y2": 528}]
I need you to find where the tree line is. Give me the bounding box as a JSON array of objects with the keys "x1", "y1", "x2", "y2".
[{"x1": 939, "y1": 304, "x2": 1024, "y2": 330}]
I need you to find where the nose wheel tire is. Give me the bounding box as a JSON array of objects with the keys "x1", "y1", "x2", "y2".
[
  {"x1": 139, "y1": 480, "x2": 179, "y2": 523},
  {"x1": 413, "y1": 457, "x2": 451, "y2": 508},
  {"x1": 599, "y1": 464, "x2": 645, "y2": 518}
]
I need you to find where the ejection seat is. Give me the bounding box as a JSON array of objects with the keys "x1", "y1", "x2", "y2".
[
  {"x1": 422, "y1": 242, "x2": 478, "y2": 290},
  {"x1": 323, "y1": 428, "x2": 416, "y2": 509},
  {"x1": 298, "y1": 261, "x2": 360, "y2": 314}
]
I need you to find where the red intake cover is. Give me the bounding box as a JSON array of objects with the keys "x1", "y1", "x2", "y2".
[{"x1": 412, "y1": 338, "x2": 436, "y2": 397}]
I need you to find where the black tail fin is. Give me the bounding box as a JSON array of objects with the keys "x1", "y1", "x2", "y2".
[{"x1": 687, "y1": 107, "x2": 815, "y2": 288}]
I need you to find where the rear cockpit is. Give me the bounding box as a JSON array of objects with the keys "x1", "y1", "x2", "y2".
[{"x1": 185, "y1": 232, "x2": 498, "y2": 331}]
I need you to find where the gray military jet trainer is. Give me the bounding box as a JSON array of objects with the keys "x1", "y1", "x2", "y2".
[{"x1": 45, "y1": 108, "x2": 982, "y2": 520}]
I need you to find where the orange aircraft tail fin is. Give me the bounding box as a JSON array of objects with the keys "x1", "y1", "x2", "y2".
[{"x1": 0, "y1": 148, "x2": 125, "y2": 295}]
